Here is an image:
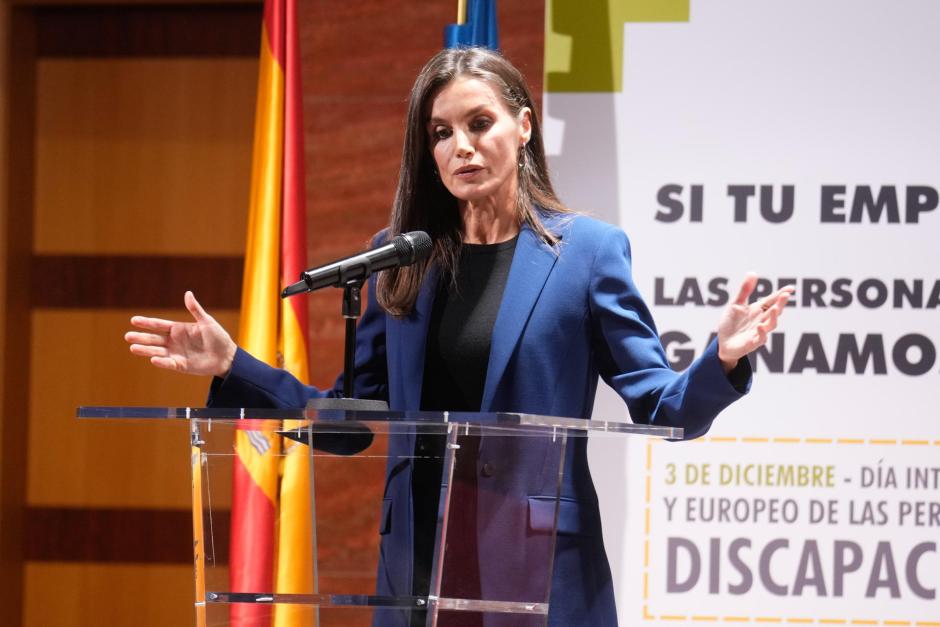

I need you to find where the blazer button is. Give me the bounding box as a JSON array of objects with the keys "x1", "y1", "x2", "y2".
[{"x1": 481, "y1": 462, "x2": 495, "y2": 477}]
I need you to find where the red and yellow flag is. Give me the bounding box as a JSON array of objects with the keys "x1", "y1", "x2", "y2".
[{"x1": 231, "y1": 0, "x2": 312, "y2": 623}]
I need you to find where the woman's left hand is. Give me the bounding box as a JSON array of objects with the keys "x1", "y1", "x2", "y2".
[{"x1": 717, "y1": 273, "x2": 795, "y2": 372}]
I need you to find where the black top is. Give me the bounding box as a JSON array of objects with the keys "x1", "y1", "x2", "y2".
[
  {"x1": 411, "y1": 236, "x2": 519, "y2": 601},
  {"x1": 421, "y1": 236, "x2": 519, "y2": 412}
]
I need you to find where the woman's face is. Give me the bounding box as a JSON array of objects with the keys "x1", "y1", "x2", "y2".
[{"x1": 427, "y1": 76, "x2": 531, "y2": 208}]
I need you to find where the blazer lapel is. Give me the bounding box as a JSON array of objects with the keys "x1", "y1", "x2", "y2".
[
  {"x1": 388, "y1": 265, "x2": 439, "y2": 410},
  {"x1": 480, "y1": 222, "x2": 560, "y2": 411}
]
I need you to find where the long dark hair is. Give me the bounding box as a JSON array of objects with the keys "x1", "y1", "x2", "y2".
[{"x1": 377, "y1": 47, "x2": 573, "y2": 317}]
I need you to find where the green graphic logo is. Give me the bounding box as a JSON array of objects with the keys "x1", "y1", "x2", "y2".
[{"x1": 545, "y1": 0, "x2": 690, "y2": 93}]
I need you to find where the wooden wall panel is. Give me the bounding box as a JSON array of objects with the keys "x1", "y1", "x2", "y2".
[
  {"x1": 31, "y1": 255, "x2": 244, "y2": 309},
  {"x1": 25, "y1": 507, "x2": 217, "y2": 563},
  {"x1": 28, "y1": 309, "x2": 238, "y2": 508},
  {"x1": 2, "y1": 3, "x2": 546, "y2": 626},
  {"x1": 34, "y1": 58, "x2": 256, "y2": 256},
  {"x1": 1, "y1": 8, "x2": 38, "y2": 624},
  {"x1": 5, "y1": 6, "x2": 263, "y2": 626},
  {"x1": 34, "y1": 3, "x2": 262, "y2": 57},
  {"x1": 24, "y1": 563, "x2": 193, "y2": 627},
  {"x1": 0, "y1": 3, "x2": 8, "y2": 348}
]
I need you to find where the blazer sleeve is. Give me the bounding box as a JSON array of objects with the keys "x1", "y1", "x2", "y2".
[
  {"x1": 588, "y1": 226, "x2": 751, "y2": 439},
  {"x1": 207, "y1": 273, "x2": 390, "y2": 409}
]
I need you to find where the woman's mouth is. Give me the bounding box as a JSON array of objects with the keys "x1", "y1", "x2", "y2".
[{"x1": 454, "y1": 165, "x2": 483, "y2": 178}]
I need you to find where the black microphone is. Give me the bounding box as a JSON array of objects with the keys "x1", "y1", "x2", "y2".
[{"x1": 281, "y1": 231, "x2": 432, "y2": 298}]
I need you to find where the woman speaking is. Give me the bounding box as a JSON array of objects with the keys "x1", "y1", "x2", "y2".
[{"x1": 126, "y1": 47, "x2": 793, "y2": 626}]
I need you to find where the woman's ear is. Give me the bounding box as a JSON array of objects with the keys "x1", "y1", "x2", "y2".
[{"x1": 518, "y1": 107, "x2": 532, "y2": 144}]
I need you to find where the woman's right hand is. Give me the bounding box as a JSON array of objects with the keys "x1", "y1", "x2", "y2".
[{"x1": 125, "y1": 291, "x2": 237, "y2": 378}]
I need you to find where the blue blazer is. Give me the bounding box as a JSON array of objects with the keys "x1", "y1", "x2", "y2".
[{"x1": 209, "y1": 213, "x2": 750, "y2": 626}]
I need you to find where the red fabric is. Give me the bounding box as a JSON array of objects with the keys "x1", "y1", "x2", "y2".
[
  {"x1": 263, "y1": 0, "x2": 285, "y2": 68},
  {"x1": 281, "y1": 0, "x2": 308, "y2": 338},
  {"x1": 229, "y1": 451, "x2": 277, "y2": 626}
]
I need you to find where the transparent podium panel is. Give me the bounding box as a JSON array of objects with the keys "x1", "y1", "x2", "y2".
[{"x1": 77, "y1": 407, "x2": 681, "y2": 627}]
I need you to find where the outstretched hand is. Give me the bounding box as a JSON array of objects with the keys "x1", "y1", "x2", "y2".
[
  {"x1": 125, "y1": 291, "x2": 237, "y2": 378},
  {"x1": 717, "y1": 274, "x2": 795, "y2": 372}
]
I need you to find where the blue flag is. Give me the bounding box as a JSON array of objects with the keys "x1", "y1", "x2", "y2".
[{"x1": 444, "y1": 0, "x2": 499, "y2": 49}]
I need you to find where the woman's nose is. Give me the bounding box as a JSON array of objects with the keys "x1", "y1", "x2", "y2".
[{"x1": 454, "y1": 130, "x2": 475, "y2": 158}]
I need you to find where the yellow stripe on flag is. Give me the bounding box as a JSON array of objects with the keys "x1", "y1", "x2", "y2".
[
  {"x1": 239, "y1": 28, "x2": 285, "y2": 365},
  {"x1": 235, "y1": 428, "x2": 281, "y2": 504},
  {"x1": 274, "y1": 301, "x2": 314, "y2": 625},
  {"x1": 230, "y1": 21, "x2": 287, "y2": 627},
  {"x1": 279, "y1": 285, "x2": 310, "y2": 383},
  {"x1": 273, "y1": 441, "x2": 314, "y2": 625},
  {"x1": 235, "y1": 23, "x2": 284, "y2": 515}
]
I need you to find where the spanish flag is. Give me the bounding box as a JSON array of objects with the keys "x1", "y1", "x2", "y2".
[{"x1": 231, "y1": 0, "x2": 312, "y2": 623}]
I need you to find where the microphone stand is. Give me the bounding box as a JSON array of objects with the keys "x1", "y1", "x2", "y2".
[
  {"x1": 341, "y1": 279, "x2": 362, "y2": 400},
  {"x1": 282, "y1": 278, "x2": 385, "y2": 452},
  {"x1": 305, "y1": 278, "x2": 388, "y2": 412}
]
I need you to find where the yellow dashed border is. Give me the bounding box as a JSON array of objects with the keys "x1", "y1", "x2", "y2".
[
  {"x1": 642, "y1": 435, "x2": 938, "y2": 624},
  {"x1": 641, "y1": 618, "x2": 940, "y2": 625},
  {"x1": 689, "y1": 436, "x2": 938, "y2": 446}
]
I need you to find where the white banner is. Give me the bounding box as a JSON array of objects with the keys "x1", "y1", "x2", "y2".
[{"x1": 545, "y1": 1, "x2": 940, "y2": 624}]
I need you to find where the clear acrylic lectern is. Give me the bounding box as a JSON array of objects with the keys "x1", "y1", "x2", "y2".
[{"x1": 77, "y1": 407, "x2": 680, "y2": 626}]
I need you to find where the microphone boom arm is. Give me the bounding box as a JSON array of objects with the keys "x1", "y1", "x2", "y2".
[{"x1": 278, "y1": 231, "x2": 431, "y2": 401}]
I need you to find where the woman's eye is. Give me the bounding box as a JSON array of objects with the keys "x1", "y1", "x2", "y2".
[
  {"x1": 470, "y1": 118, "x2": 492, "y2": 131},
  {"x1": 432, "y1": 127, "x2": 452, "y2": 140}
]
